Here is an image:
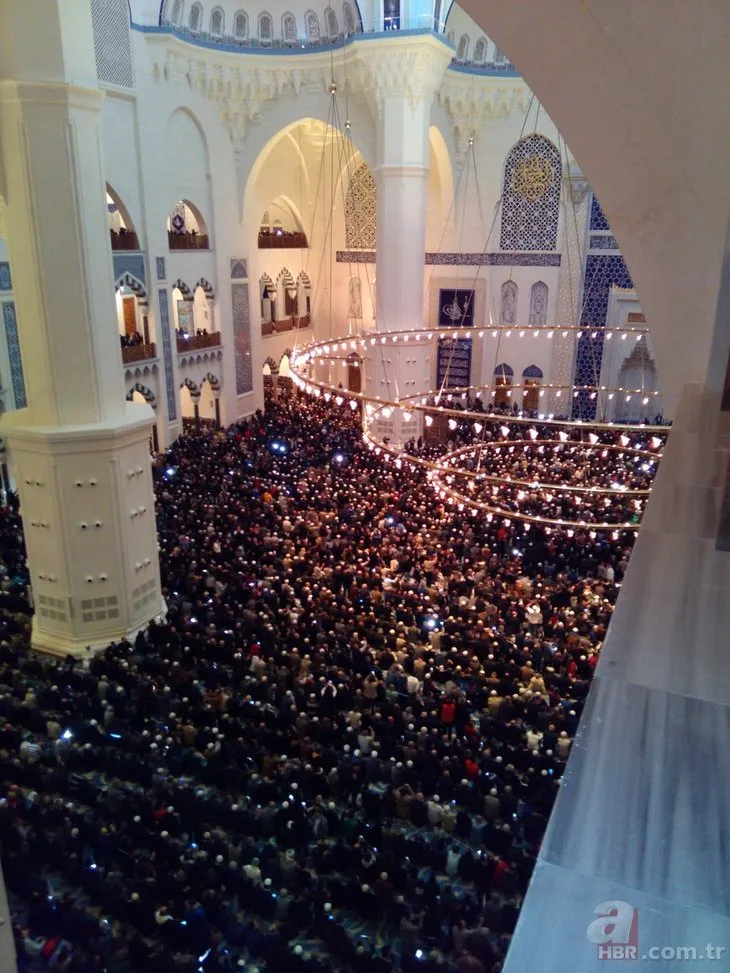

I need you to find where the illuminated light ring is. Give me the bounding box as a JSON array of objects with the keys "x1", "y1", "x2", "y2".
[
  {"x1": 361, "y1": 426, "x2": 642, "y2": 533},
  {"x1": 290, "y1": 331, "x2": 667, "y2": 433},
  {"x1": 290, "y1": 373, "x2": 668, "y2": 435},
  {"x1": 289, "y1": 328, "x2": 667, "y2": 529},
  {"x1": 430, "y1": 469, "x2": 646, "y2": 528},
  {"x1": 290, "y1": 324, "x2": 650, "y2": 352},
  {"x1": 432, "y1": 441, "x2": 656, "y2": 496},
  {"x1": 361, "y1": 399, "x2": 662, "y2": 532}
]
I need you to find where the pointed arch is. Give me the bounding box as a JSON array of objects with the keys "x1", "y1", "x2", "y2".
[
  {"x1": 126, "y1": 383, "x2": 157, "y2": 407},
  {"x1": 522, "y1": 364, "x2": 543, "y2": 379},
  {"x1": 277, "y1": 266, "x2": 296, "y2": 287},
  {"x1": 258, "y1": 11, "x2": 273, "y2": 41},
  {"x1": 106, "y1": 183, "x2": 137, "y2": 235},
  {"x1": 494, "y1": 362, "x2": 513, "y2": 408},
  {"x1": 195, "y1": 277, "x2": 215, "y2": 300},
  {"x1": 324, "y1": 6, "x2": 339, "y2": 37},
  {"x1": 188, "y1": 0, "x2": 202, "y2": 30},
  {"x1": 282, "y1": 12, "x2": 297, "y2": 42},
  {"x1": 342, "y1": 2, "x2": 356, "y2": 35},
  {"x1": 233, "y1": 9, "x2": 248, "y2": 39},
  {"x1": 202, "y1": 371, "x2": 220, "y2": 391},
  {"x1": 305, "y1": 9, "x2": 320, "y2": 41},
  {"x1": 500, "y1": 280, "x2": 518, "y2": 325},
  {"x1": 279, "y1": 348, "x2": 293, "y2": 377},
  {"x1": 456, "y1": 34, "x2": 469, "y2": 61},
  {"x1": 494, "y1": 363, "x2": 514, "y2": 378},
  {"x1": 115, "y1": 273, "x2": 148, "y2": 310},
  {"x1": 181, "y1": 377, "x2": 199, "y2": 394},
  {"x1": 209, "y1": 5, "x2": 224, "y2": 35},
  {"x1": 167, "y1": 0, "x2": 183, "y2": 26},
  {"x1": 500, "y1": 134, "x2": 562, "y2": 252},
  {"x1": 474, "y1": 37, "x2": 487, "y2": 64},
  {"x1": 297, "y1": 271, "x2": 312, "y2": 317},
  {"x1": 278, "y1": 267, "x2": 297, "y2": 316},
  {"x1": 528, "y1": 280, "x2": 549, "y2": 327},
  {"x1": 172, "y1": 278, "x2": 193, "y2": 299}
]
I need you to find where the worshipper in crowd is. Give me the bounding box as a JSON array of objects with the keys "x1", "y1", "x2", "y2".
[{"x1": 0, "y1": 386, "x2": 632, "y2": 973}]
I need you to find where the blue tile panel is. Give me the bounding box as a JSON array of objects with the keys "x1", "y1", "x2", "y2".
[
  {"x1": 336, "y1": 251, "x2": 562, "y2": 267},
  {"x1": 112, "y1": 253, "x2": 146, "y2": 287},
  {"x1": 589, "y1": 196, "x2": 610, "y2": 231},
  {"x1": 156, "y1": 257, "x2": 166, "y2": 281},
  {"x1": 157, "y1": 288, "x2": 177, "y2": 420},
  {"x1": 2, "y1": 302, "x2": 27, "y2": 409},
  {"x1": 232, "y1": 282, "x2": 253, "y2": 395},
  {"x1": 0, "y1": 263, "x2": 11, "y2": 292},
  {"x1": 230, "y1": 259, "x2": 248, "y2": 279},
  {"x1": 572, "y1": 253, "x2": 633, "y2": 420}
]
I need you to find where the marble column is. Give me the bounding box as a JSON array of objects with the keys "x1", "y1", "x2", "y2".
[
  {"x1": 0, "y1": 0, "x2": 165, "y2": 656},
  {"x1": 505, "y1": 387, "x2": 730, "y2": 971},
  {"x1": 547, "y1": 166, "x2": 590, "y2": 414},
  {"x1": 356, "y1": 36, "x2": 452, "y2": 442}
]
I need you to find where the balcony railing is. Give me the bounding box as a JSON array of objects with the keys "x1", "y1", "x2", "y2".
[
  {"x1": 168, "y1": 232, "x2": 210, "y2": 251},
  {"x1": 258, "y1": 230, "x2": 309, "y2": 249},
  {"x1": 121, "y1": 342, "x2": 157, "y2": 364},
  {"x1": 110, "y1": 229, "x2": 140, "y2": 251},
  {"x1": 176, "y1": 331, "x2": 221, "y2": 353},
  {"x1": 261, "y1": 315, "x2": 310, "y2": 336}
]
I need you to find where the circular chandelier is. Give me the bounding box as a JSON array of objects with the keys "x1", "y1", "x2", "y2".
[{"x1": 288, "y1": 327, "x2": 667, "y2": 531}]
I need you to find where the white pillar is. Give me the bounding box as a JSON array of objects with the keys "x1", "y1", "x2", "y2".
[
  {"x1": 0, "y1": 0, "x2": 165, "y2": 657},
  {"x1": 548, "y1": 167, "x2": 590, "y2": 414},
  {"x1": 356, "y1": 35, "x2": 452, "y2": 442}
]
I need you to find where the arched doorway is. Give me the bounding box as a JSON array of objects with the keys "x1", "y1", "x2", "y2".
[
  {"x1": 494, "y1": 363, "x2": 513, "y2": 409},
  {"x1": 172, "y1": 279, "x2": 194, "y2": 346},
  {"x1": 200, "y1": 373, "x2": 221, "y2": 428},
  {"x1": 126, "y1": 383, "x2": 159, "y2": 452},
  {"x1": 346, "y1": 352, "x2": 362, "y2": 393},
  {"x1": 115, "y1": 274, "x2": 151, "y2": 351},
  {"x1": 615, "y1": 338, "x2": 658, "y2": 422},
  {"x1": 522, "y1": 364, "x2": 543, "y2": 412},
  {"x1": 179, "y1": 379, "x2": 200, "y2": 431}
]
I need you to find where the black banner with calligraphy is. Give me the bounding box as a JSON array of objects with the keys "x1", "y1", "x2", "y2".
[
  {"x1": 437, "y1": 337, "x2": 472, "y2": 389},
  {"x1": 438, "y1": 289, "x2": 476, "y2": 329}
]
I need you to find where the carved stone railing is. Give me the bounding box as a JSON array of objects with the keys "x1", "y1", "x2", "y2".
[
  {"x1": 121, "y1": 342, "x2": 157, "y2": 364},
  {"x1": 261, "y1": 315, "x2": 310, "y2": 337},
  {"x1": 168, "y1": 232, "x2": 210, "y2": 250},
  {"x1": 258, "y1": 230, "x2": 309, "y2": 249},
  {"x1": 110, "y1": 229, "x2": 140, "y2": 251},
  {"x1": 176, "y1": 331, "x2": 221, "y2": 352}
]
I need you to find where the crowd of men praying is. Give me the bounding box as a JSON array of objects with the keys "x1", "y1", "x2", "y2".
[{"x1": 0, "y1": 388, "x2": 634, "y2": 973}]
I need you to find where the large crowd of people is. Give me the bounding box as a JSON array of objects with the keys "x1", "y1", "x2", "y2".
[
  {"x1": 0, "y1": 387, "x2": 638, "y2": 973},
  {"x1": 404, "y1": 405, "x2": 664, "y2": 526}
]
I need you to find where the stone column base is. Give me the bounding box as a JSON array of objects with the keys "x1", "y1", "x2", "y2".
[{"x1": 3, "y1": 404, "x2": 166, "y2": 658}]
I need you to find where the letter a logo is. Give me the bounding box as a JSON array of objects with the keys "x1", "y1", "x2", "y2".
[{"x1": 587, "y1": 901, "x2": 638, "y2": 960}]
